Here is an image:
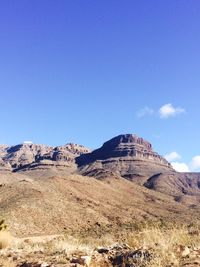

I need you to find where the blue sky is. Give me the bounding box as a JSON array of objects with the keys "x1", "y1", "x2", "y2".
[{"x1": 0, "y1": 0, "x2": 200, "y2": 171}]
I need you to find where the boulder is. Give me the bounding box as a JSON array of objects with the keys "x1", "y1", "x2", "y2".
[{"x1": 89, "y1": 244, "x2": 151, "y2": 267}]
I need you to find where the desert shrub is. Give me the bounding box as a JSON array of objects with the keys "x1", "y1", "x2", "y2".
[
  {"x1": 0, "y1": 230, "x2": 12, "y2": 249},
  {"x1": 0, "y1": 259, "x2": 15, "y2": 267},
  {"x1": 123, "y1": 224, "x2": 199, "y2": 267},
  {"x1": 0, "y1": 218, "x2": 13, "y2": 249},
  {"x1": 0, "y1": 219, "x2": 7, "y2": 231}
]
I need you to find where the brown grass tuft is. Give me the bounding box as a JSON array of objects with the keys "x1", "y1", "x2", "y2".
[
  {"x1": 123, "y1": 224, "x2": 199, "y2": 267},
  {"x1": 0, "y1": 259, "x2": 15, "y2": 267},
  {"x1": 0, "y1": 230, "x2": 13, "y2": 249}
]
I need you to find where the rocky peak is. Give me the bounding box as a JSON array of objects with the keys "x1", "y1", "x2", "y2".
[
  {"x1": 0, "y1": 142, "x2": 90, "y2": 171},
  {"x1": 103, "y1": 134, "x2": 152, "y2": 148},
  {"x1": 7, "y1": 143, "x2": 52, "y2": 154},
  {"x1": 100, "y1": 134, "x2": 153, "y2": 157},
  {"x1": 76, "y1": 134, "x2": 173, "y2": 180},
  {"x1": 4, "y1": 143, "x2": 53, "y2": 169},
  {"x1": 50, "y1": 143, "x2": 91, "y2": 163},
  {"x1": 55, "y1": 143, "x2": 90, "y2": 155},
  {"x1": 77, "y1": 134, "x2": 170, "y2": 166}
]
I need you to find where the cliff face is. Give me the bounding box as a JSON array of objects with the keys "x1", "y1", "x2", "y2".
[
  {"x1": 5, "y1": 144, "x2": 53, "y2": 169},
  {"x1": 0, "y1": 143, "x2": 90, "y2": 172},
  {"x1": 76, "y1": 134, "x2": 173, "y2": 180},
  {"x1": 52, "y1": 143, "x2": 90, "y2": 162},
  {"x1": 0, "y1": 134, "x2": 173, "y2": 180},
  {"x1": 77, "y1": 134, "x2": 170, "y2": 166}
]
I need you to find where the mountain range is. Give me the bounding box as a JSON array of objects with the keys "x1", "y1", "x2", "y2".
[{"x1": 1, "y1": 134, "x2": 200, "y2": 236}]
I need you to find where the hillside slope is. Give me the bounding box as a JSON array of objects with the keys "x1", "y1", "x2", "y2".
[
  {"x1": 0, "y1": 170, "x2": 199, "y2": 237},
  {"x1": 1, "y1": 134, "x2": 200, "y2": 237}
]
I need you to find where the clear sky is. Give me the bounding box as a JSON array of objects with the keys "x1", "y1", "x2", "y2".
[{"x1": 0, "y1": 0, "x2": 200, "y2": 171}]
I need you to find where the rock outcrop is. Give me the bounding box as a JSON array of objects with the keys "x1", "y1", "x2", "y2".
[
  {"x1": 0, "y1": 158, "x2": 11, "y2": 171},
  {"x1": 89, "y1": 244, "x2": 151, "y2": 267},
  {"x1": 5, "y1": 144, "x2": 53, "y2": 169},
  {"x1": 0, "y1": 142, "x2": 90, "y2": 172},
  {"x1": 0, "y1": 134, "x2": 174, "y2": 178},
  {"x1": 76, "y1": 134, "x2": 173, "y2": 181}
]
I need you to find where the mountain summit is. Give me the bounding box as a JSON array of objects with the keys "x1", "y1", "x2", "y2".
[
  {"x1": 76, "y1": 134, "x2": 173, "y2": 181},
  {"x1": 0, "y1": 134, "x2": 173, "y2": 181},
  {"x1": 77, "y1": 134, "x2": 170, "y2": 164}
]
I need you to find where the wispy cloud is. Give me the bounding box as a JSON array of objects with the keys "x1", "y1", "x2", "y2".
[
  {"x1": 137, "y1": 103, "x2": 185, "y2": 119},
  {"x1": 159, "y1": 103, "x2": 185, "y2": 119},
  {"x1": 171, "y1": 162, "x2": 190, "y2": 172},
  {"x1": 136, "y1": 106, "x2": 154, "y2": 118},
  {"x1": 165, "y1": 151, "x2": 189, "y2": 172},
  {"x1": 164, "y1": 151, "x2": 181, "y2": 162},
  {"x1": 165, "y1": 151, "x2": 200, "y2": 173},
  {"x1": 190, "y1": 156, "x2": 200, "y2": 171}
]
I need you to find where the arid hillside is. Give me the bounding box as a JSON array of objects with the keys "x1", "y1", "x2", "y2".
[
  {"x1": 0, "y1": 134, "x2": 200, "y2": 237},
  {"x1": 0, "y1": 170, "x2": 199, "y2": 237}
]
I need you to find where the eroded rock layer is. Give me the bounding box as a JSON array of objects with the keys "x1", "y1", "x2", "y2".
[
  {"x1": 76, "y1": 134, "x2": 173, "y2": 180},
  {"x1": 0, "y1": 143, "x2": 90, "y2": 172}
]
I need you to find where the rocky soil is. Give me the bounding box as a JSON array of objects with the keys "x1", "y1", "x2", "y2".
[
  {"x1": 1, "y1": 237, "x2": 200, "y2": 267},
  {"x1": 0, "y1": 243, "x2": 152, "y2": 267}
]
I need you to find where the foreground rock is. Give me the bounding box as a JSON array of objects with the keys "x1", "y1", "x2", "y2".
[
  {"x1": 4, "y1": 244, "x2": 151, "y2": 267},
  {"x1": 2, "y1": 241, "x2": 200, "y2": 267},
  {"x1": 89, "y1": 244, "x2": 151, "y2": 267}
]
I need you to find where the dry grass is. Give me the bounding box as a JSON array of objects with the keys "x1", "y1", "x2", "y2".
[
  {"x1": 1, "y1": 222, "x2": 200, "y2": 267},
  {"x1": 0, "y1": 259, "x2": 15, "y2": 267},
  {"x1": 38, "y1": 223, "x2": 200, "y2": 266},
  {"x1": 122, "y1": 224, "x2": 200, "y2": 267},
  {"x1": 43, "y1": 233, "x2": 114, "y2": 258},
  {"x1": 0, "y1": 230, "x2": 13, "y2": 249},
  {"x1": 50, "y1": 236, "x2": 93, "y2": 255}
]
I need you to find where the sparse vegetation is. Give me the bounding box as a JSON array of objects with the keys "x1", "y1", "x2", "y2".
[
  {"x1": 0, "y1": 218, "x2": 13, "y2": 249},
  {"x1": 0, "y1": 259, "x2": 15, "y2": 267},
  {"x1": 123, "y1": 224, "x2": 198, "y2": 266},
  {"x1": 0, "y1": 221, "x2": 199, "y2": 266},
  {"x1": 0, "y1": 219, "x2": 8, "y2": 231}
]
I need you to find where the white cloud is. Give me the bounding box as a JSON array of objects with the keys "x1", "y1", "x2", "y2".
[
  {"x1": 165, "y1": 151, "x2": 189, "y2": 172},
  {"x1": 136, "y1": 106, "x2": 154, "y2": 118},
  {"x1": 171, "y1": 162, "x2": 190, "y2": 172},
  {"x1": 137, "y1": 103, "x2": 185, "y2": 119},
  {"x1": 165, "y1": 151, "x2": 181, "y2": 162},
  {"x1": 23, "y1": 141, "x2": 33, "y2": 144},
  {"x1": 190, "y1": 156, "x2": 200, "y2": 171},
  {"x1": 159, "y1": 103, "x2": 185, "y2": 119},
  {"x1": 164, "y1": 152, "x2": 200, "y2": 173}
]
